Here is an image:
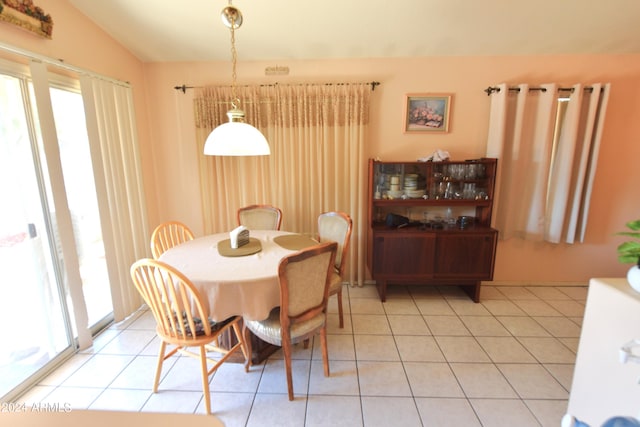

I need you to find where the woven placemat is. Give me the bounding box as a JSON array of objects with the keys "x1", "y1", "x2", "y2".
[
  {"x1": 217, "y1": 238, "x2": 262, "y2": 257},
  {"x1": 273, "y1": 234, "x2": 318, "y2": 251}
]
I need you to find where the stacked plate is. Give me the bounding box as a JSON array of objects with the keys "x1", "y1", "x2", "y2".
[
  {"x1": 404, "y1": 174, "x2": 419, "y2": 190},
  {"x1": 404, "y1": 174, "x2": 426, "y2": 198}
]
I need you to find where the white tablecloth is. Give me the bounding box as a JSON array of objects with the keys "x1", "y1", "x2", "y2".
[{"x1": 159, "y1": 230, "x2": 315, "y2": 321}]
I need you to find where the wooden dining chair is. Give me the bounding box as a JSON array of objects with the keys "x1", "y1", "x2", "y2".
[
  {"x1": 237, "y1": 204, "x2": 283, "y2": 230},
  {"x1": 150, "y1": 221, "x2": 194, "y2": 259},
  {"x1": 318, "y1": 211, "x2": 353, "y2": 328},
  {"x1": 243, "y1": 241, "x2": 337, "y2": 400},
  {"x1": 130, "y1": 258, "x2": 248, "y2": 415}
]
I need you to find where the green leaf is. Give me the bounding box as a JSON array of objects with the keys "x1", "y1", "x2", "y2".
[
  {"x1": 618, "y1": 241, "x2": 640, "y2": 252},
  {"x1": 617, "y1": 231, "x2": 640, "y2": 239},
  {"x1": 615, "y1": 220, "x2": 640, "y2": 264},
  {"x1": 619, "y1": 254, "x2": 640, "y2": 264},
  {"x1": 626, "y1": 220, "x2": 640, "y2": 231}
]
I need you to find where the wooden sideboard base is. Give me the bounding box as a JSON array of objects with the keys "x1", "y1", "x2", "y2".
[{"x1": 376, "y1": 279, "x2": 481, "y2": 303}]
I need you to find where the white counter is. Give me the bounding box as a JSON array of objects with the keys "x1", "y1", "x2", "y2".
[
  {"x1": 0, "y1": 410, "x2": 224, "y2": 427},
  {"x1": 567, "y1": 278, "x2": 640, "y2": 425}
]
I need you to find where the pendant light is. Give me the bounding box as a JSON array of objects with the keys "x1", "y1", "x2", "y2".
[{"x1": 203, "y1": 2, "x2": 270, "y2": 156}]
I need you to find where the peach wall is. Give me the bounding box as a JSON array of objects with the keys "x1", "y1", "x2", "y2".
[
  {"x1": 1, "y1": 1, "x2": 637, "y2": 284},
  {"x1": 144, "y1": 55, "x2": 640, "y2": 283}
]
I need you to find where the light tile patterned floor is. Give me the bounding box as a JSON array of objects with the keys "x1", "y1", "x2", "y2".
[{"x1": 17, "y1": 283, "x2": 587, "y2": 427}]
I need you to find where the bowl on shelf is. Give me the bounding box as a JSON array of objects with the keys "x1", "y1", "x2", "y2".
[
  {"x1": 387, "y1": 189, "x2": 404, "y2": 199},
  {"x1": 405, "y1": 189, "x2": 426, "y2": 198}
]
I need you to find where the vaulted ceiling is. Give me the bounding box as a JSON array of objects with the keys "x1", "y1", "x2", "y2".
[{"x1": 68, "y1": 0, "x2": 640, "y2": 63}]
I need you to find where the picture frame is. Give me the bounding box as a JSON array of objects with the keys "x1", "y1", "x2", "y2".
[
  {"x1": 404, "y1": 93, "x2": 452, "y2": 133},
  {"x1": 0, "y1": 0, "x2": 53, "y2": 39}
]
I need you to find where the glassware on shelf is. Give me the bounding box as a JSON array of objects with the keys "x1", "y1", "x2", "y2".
[
  {"x1": 466, "y1": 163, "x2": 482, "y2": 179},
  {"x1": 462, "y1": 183, "x2": 476, "y2": 199}
]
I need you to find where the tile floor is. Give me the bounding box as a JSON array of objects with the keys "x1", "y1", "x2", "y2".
[{"x1": 17, "y1": 283, "x2": 587, "y2": 427}]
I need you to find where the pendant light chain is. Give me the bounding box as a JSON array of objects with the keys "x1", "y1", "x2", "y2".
[{"x1": 229, "y1": 14, "x2": 239, "y2": 109}]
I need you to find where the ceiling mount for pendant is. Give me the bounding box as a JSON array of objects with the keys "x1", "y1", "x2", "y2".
[{"x1": 221, "y1": 5, "x2": 242, "y2": 29}]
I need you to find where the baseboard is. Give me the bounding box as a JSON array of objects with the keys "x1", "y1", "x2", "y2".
[
  {"x1": 484, "y1": 280, "x2": 588, "y2": 287},
  {"x1": 348, "y1": 280, "x2": 588, "y2": 287}
]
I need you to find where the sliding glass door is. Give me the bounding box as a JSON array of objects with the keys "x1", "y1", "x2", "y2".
[
  {"x1": 0, "y1": 73, "x2": 73, "y2": 398},
  {"x1": 0, "y1": 66, "x2": 113, "y2": 399}
]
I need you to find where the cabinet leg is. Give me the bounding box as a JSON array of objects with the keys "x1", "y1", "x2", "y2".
[
  {"x1": 461, "y1": 282, "x2": 481, "y2": 303},
  {"x1": 376, "y1": 280, "x2": 387, "y2": 302}
]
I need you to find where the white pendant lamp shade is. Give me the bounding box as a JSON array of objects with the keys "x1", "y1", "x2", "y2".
[{"x1": 204, "y1": 122, "x2": 270, "y2": 156}]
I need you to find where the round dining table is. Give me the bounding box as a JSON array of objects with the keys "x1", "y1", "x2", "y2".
[{"x1": 158, "y1": 229, "x2": 318, "y2": 322}]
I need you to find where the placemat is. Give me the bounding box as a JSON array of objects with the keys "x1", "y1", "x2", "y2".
[
  {"x1": 274, "y1": 234, "x2": 318, "y2": 251},
  {"x1": 217, "y1": 238, "x2": 262, "y2": 257}
]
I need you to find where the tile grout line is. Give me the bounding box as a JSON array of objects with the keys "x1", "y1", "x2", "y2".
[{"x1": 17, "y1": 284, "x2": 588, "y2": 425}]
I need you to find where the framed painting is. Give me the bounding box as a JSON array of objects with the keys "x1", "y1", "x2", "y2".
[
  {"x1": 404, "y1": 93, "x2": 452, "y2": 133},
  {"x1": 0, "y1": 0, "x2": 53, "y2": 39}
]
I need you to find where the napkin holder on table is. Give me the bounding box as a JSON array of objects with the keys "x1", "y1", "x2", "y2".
[{"x1": 230, "y1": 225, "x2": 250, "y2": 249}]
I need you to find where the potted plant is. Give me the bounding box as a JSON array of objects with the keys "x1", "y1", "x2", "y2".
[{"x1": 617, "y1": 219, "x2": 640, "y2": 291}]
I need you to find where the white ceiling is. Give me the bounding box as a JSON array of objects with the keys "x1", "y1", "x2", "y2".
[{"x1": 68, "y1": 0, "x2": 640, "y2": 63}]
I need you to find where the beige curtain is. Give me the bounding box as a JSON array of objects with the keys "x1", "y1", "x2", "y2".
[
  {"x1": 80, "y1": 75, "x2": 149, "y2": 322},
  {"x1": 486, "y1": 82, "x2": 610, "y2": 243},
  {"x1": 194, "y1": 83, "x2": 371, "y2": 286}
]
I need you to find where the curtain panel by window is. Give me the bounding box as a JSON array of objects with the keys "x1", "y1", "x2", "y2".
[
  {"x1": 80, "y1": 76, "x2": 149, "y2": 322},
  {"x1": 193, "y1": 84, "x2": 371, "y2": 286},
  {"x1": 486, "y1": 82, "x2": 610, "y2": 244}
]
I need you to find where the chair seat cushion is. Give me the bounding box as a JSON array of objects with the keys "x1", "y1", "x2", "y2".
[
  {"x1": 177, "y1": 313, "x2": 236, "y2": 337},
  {"x1": 328, "y1": 272, "x2": 342, "y2": 294},
  {"x1": 245, "y1": 308, "x2": 325, "y2": 346}
]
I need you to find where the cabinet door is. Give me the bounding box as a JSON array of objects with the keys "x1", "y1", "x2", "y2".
[
  {"x1": 435, "y1": 232, "x2": 497, "y2": 279},
  {"x1": 372, "y1": 232, "x2": 436, "y2": 278}
]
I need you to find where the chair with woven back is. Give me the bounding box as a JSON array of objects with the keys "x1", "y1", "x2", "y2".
[
  {"x1": 130, "y1": 258, "x2": 248, "y2": 415},
  {"x1": 150, "y1": 221, "x2": 194, "y2": 259},
  {"x1": 242, "y1": 241, "x2": 337, "y2": 400},
  {"x1": 237, "y1": 204, "x2": 283, "y2": 230},
  {"x1": 317, "y1": 211, "x2": 353, "y2": 328}
]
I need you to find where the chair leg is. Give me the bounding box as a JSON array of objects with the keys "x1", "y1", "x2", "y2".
[
  {"x1": 233, "y1": 320, "x2": 249, "y2": 364},
  {"x1": 153, "y1": 341, "x2": 167, "y2": 392},
  {"x1": 320, "y1": 326, "x2": 330, "y2": 377},
  {"x1": 337, "y1": 289, "x2": 344, "y2": 328},
  {"x1": 282, "y1": 339, "x2": 294, "y2": 401},
  {"x1": 243, "y1": 323, "x2": 253, "y2": 373},
  {"x1": 199, "y1": 346, "x2": 211, "y2": 415}
]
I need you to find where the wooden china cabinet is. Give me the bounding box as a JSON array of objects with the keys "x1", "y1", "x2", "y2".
[{"x1": 367, "y1": 158, "x2": 498, "y2": 302}]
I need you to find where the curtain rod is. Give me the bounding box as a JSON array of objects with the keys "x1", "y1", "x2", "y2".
[
  {"x1": 0, "y1": 41, "x2": 131, "y2": 88},
  {"x1": 484, "y1": 85, "x2": 595, "y2": 96},
  {"x1": 175, "y1": 81, "x2": 381, "y2": 93}
]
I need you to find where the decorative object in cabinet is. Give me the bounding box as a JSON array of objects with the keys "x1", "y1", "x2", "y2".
[{"x1": 367, "y1": 158, "x2": 498, "y2": 302}]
